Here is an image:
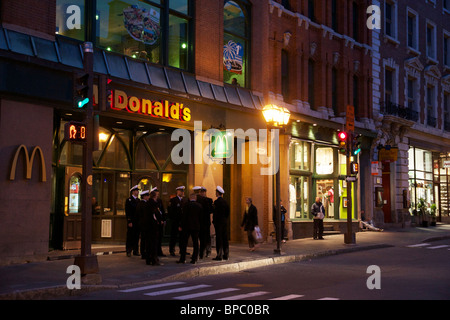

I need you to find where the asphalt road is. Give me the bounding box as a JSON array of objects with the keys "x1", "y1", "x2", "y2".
[{"x1": 60, "y1": 239, "x2": 450, "y2": 301}]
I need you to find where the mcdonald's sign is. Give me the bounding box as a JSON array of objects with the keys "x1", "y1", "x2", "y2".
[
  {"x1": 210, "y1": 131, "x2": 232, "y2": 159},
  {"x1": 9, "y1": 145, "x2": 47, "y2": 182}
]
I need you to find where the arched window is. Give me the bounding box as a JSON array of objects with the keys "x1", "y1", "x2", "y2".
[{"x1": 223, "y1": 0, "x2": 250, "y2": 87}]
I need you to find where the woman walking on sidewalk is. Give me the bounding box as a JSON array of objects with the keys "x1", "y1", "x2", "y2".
[{"x1": 241, "y1": 197, "x2": 259, "y2": 251}]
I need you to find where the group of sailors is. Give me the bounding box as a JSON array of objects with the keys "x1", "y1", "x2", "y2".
[{"x1": 125, "y1": 184, "x2": 230, "y2": 266}]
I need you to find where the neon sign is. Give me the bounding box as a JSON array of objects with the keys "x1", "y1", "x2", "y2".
[{"x1": 109, "y1": 89, "x2": 191, "y2": 122}]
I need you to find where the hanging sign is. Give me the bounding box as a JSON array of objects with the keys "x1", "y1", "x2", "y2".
[
  {"x1": 123, "y1": 5, "x2": 161, "y2": 45},
  {"x1": 210, "y1": 131, "x2": 233, "y2": 159}
]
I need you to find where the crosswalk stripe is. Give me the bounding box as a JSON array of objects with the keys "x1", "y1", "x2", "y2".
[
  {"x1": 426, "y1": 245, "x2": 450, "y2": 249},
  {"x1": 118, "y1": 281, "x2": 186, "y2": 293},
  {"x1": 407, "y1": 243, "x2": 430, "y2": 247},
  {"x1": 217, "y1": 291, "x2": 270, "y2": 300},
  {"x1": 269, "y1": 294, "x2": 305, "y2": 300},
  {"x1": 173, "y1": 288, "x2": 240, "y2": 300},
  {"x1": 144, "y1": 284, "x2": 212, "y2": 297},
  {"x1": 317, "y1": 297, "x2": 340, "y2": 300}
]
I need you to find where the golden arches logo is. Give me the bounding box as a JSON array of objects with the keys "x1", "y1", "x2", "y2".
[
  {"x1": 9, "y1": 145, "x2": 47, "y2": 182},
  {"x1": 212, "y1": 132, "x2": 231, "y2": 158}
]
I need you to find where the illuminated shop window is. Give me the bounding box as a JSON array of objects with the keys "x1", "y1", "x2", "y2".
[{"x1": 224, "y1": 0, "x2": 249, "y2": 87}]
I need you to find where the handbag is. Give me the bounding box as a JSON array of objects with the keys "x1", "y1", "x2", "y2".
[{"x1": 254, "y1": 225, "x2": 263, "y2": 243}]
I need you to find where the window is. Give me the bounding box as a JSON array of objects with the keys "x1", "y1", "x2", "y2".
[
  {"x1": 445, "y1": 0, "x2": 450, "y2": 11},
  {"x1": 332, "y1": 68, "x2": 338, "y2": 115},
  {"x1": 385, "y1": 68, "x2": 393, "y2": 103},
  {"x1": 332, "y1": 0, "x2": 338, "y2": 32},
  {"x1": 289, "y1": 140, "x2": 311, "y2": 220},
  {"x1": 224, "y1": 0, "x2": 249, "y2": 87},
  {"x1": 308, "y1": 59, "x2": 315, "y2": 109},
  {"x1": 353, "y1": 75, "x2": 359, "y2": 112},
  {"x1": 444, "y1": 31, "x2": 450, "y2": 67},
  {"x1": 290, "y1": 140, "x2": 311, "y2": 171},
  {"x1": 426, "y1": 22, "x2": 437, "y2": 60},
  {"x1": 56, "y1": 0, "x2": 85, "y2": 41},
  {"x1": 93, "y1": 0, "x2": 192, "y2": 70},
  {"x1": 407, "y1": 9, "x2": 418, "y2": 50},
  {"x1": 426, "y1": 85, "x2": 436, "y2": 127},
  {"x1": 308, "y1": 0, "x2": 315, "y2": 22},
  {"x1": 281, "y1": 50, "x2": 289, "y2": 101},
  {"x1": 315, "y1": 147, "x2": 334, "y2": 175},
  {"x1": 385, "y1": 1, "x2": 397, "y2": 39},
  {"x1": 407, "y1": 77, "x2": 416, "y2": 110},
  {"x1": 352, "y1": 2, "x2": 359, "y2": 42},
  {"x1": 444, "y1": 92, "x2": 450, "y2": 131}
]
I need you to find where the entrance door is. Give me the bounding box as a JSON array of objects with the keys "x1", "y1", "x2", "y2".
[
  {"x1": 382, "y1": 162, "x2": 392, "y2": 223},
  {"x1": 63, "y1": 167, "x2": 83, "y2": 249},
  {"x1": 315, "y1": 179, "x2": 334, "y2": 218}
]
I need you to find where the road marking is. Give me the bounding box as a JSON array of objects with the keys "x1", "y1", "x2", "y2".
[
  {"x1": 173, "y1": 288, "x2": 240, "y2": 300},
  {"x1": 269, "y1": 294, "x2": 305, "y2": 300},
  {"x1": 217, "y1": 291, "x2": 269, "y2": 300},
  {"x1": 118, "y1": 281, "x2": 186, "y2": 293},
  {"x1": 426, "y1": 245, "x2": 449, "y2": 250},
  {"x1": 144, "y1": 284, "x2": 211, "y2": 296},
  {"x1": 406, "y1": 243, "x2": 430, "y2": 248},
  {"x1": 317, "y1": 297, "x2": 340, "y2": 300}
]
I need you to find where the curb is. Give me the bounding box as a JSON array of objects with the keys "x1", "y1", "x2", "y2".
[{"x1": 0, "y1": 243, "x2": 393, "y2": 300}]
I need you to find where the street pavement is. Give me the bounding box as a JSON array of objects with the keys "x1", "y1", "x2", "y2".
[{"x1": 1, "y1": 224, "x2": 450, "y2": 300}]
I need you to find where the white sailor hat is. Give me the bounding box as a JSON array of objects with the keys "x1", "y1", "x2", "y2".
[
  {"x1": 200, "y1": 186, "x2": 207, "y2": 191},
  {"x1": 151, "y1": 187, "x2": 158, "y2": 192},
  {"x1": 216, "y1": 186, "x2": 225, "y2": 194},
  {"x1": 193, "y1": 186, "x2": 202, "y2": 191},
  {"x1": 140, "y1": 190, "x2": 150, "y2": 197},
  {"x1": 176, "y1": 186, "x2": 185, "y2": 191},
  {"x1": 130, "y1": 185, "x2": 139, "y2": 192}
]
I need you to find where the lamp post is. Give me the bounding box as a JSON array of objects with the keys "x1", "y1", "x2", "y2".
[{"x1": 262, "y1": 104, "x2": 290, "y2": 254}]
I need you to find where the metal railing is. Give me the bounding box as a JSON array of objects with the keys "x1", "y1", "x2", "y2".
[{"x1": 380, "y1": 101, "x2": 419, "y2": 122}]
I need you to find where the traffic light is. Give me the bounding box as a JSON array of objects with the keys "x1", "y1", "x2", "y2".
[
  {"x1": 352, "y1": 134, "x2": 362, "y2": 156},
  {"x1": 338, "y1": 131, "x2": 348, "y2": 155},
  {"x1": 73, "y1": 71, "x2": 90, "y2": 108}
]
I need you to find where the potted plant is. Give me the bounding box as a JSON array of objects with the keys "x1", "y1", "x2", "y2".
[
  {"x1": 417, "y1": 198, "x2": 428, "y2": 227},
  {"x1": 430, "y1": 204, "x2": 437, "y2": 226}
]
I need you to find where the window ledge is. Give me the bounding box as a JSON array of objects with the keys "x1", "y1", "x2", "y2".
[
  {"x1": 406, "y1": 46, "x2": 421, "y2": 56},
  {"x1": 426, "y1": 56, "x2": 439, "y2": 65},
  {"x1": 384, "y1": 34, "x2": 400, "y2": 47}
]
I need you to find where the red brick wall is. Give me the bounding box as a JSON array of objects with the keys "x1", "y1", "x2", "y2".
[{"x1": 1, "y1": 0, "x2": 56, "y2": 38}]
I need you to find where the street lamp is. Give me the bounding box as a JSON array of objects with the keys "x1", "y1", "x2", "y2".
[{"x1": 262, "y1": 104, "x2": 290, "y2": 254}]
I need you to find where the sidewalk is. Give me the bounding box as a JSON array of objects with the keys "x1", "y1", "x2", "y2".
[{"x1": 1, "y1": 224, "x2": 450, "y2": 300}]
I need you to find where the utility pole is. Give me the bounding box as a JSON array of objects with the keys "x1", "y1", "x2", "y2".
[
  {"x1": 74, "y1": 42, "x2": 100, "y2": 281},
  {"x1": 344, "y1": 105, "x2": 356, "y2": 245}
]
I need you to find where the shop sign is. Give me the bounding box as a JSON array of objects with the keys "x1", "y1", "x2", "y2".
[
  {"x1": 98, "y1": 88, "x2": 191, "y2": 122},
  {"x1": 443, "y1": 160, "x2": 450, "y2": 168},
  {"x1": 9, "y1": 144, "x2": 47, "y2": 182},
  {"x1": 378, "y1": 147, "x2": 398, "y2": 162},
  {"x1": 210, "y1": 131, "x2": 233, "y2": 159}
]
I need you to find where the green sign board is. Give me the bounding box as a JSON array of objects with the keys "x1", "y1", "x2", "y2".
[{"x1": 210, "y1": 131, "x2": 233, "y2": 159}]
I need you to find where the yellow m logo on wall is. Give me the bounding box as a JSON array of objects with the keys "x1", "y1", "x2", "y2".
[{"x1": 9, "y1": 145, "x2": 47, "y2": 182}]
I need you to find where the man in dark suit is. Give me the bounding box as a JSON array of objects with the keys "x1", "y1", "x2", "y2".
[
  {"x1": 125, "y1": 185, "x2": 140, "y2": 257},
  {"x1": 196, "y1": 186, "x2": 213, "y2": 259},
  {"x1": 212, "y1": 186, "x2": 230, "y2": 261},
  {"x1": 168, "y1": 186, "x2": 186, "y2": 256},
  {"x1": 178, "y1": 193, "x2": 203, "y2": 264}
]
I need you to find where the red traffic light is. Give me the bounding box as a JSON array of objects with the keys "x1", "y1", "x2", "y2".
[{"x1": 338, "y1": 131, "x2": 348, "y2": 141}]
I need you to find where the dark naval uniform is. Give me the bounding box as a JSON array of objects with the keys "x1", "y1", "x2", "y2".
[
  {"x1": 213, "y1": 194, "x2": 230, "y2": 260},
  {"x1": 197, "y1": 194, "x2": 213, "y2": 258},
  {"x1": 125, "y1": 194, "x2": 140, "y2": 256},
  {"x1": 179, "y1": 199, "x2": 203, "y2": 263},
  {"x1": 168, "y1": 193, "x2": 187, "y2": 255}
]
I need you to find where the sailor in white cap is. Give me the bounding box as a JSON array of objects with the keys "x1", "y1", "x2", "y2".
[
  {"x1": 176, "y1": 186, "x2": 185, "y2": 191},
  {"x1": 126, "y1": 185, "x2": 141, "y2": 257},
  {"x1": 216, "y1": 186, "x2": 225, "y2": 195},
  {"x1": 212, "y1": 185, "x2": 230, "y2": 261},
  {"x1": 193, "y1": 186, "x2": 202, "y2": 193}
]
